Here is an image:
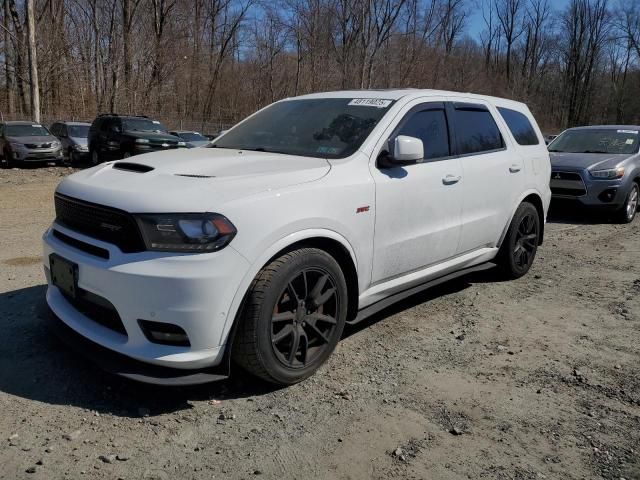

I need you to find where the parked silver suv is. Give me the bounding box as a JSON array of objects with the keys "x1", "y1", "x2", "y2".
[
  {"x1": 0, "y1": 121, "x2": 63, "y2": 168},
  {"x1": 549, "y1": 126, "x2": 640, "y2": 223}
]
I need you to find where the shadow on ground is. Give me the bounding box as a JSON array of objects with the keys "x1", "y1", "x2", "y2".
[
  {"x1": 0, "y1": 265, "x2": 502, "y2": 418},
  {"x1": 547, "y1": 200, "x2": 621, "y2": 225}
]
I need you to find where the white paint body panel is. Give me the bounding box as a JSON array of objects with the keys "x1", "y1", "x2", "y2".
[{"x1": 43, "y1": 89, "x2": 551, "y2": 370}]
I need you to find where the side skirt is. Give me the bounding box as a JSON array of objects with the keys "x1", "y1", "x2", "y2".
[{"x1": 349, "y1": 262, "x2": 495, "y2": 325}]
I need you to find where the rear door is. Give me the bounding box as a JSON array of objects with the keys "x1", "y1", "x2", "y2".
[
  {"x1": 448, "y1": 100, "x2": 524, "y2": 253},
  {"x1": 370, "y1": 100, "x2": 463, "y2": 283}
]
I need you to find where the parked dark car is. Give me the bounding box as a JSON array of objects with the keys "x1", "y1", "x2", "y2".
[
  {"x1": 0, "y1": 121, "x2": 63, "y2": 168},
  {"x1": 50, "y1": 121, "x2": 91, "y2": 165},
  {"x1": 88, "y1": 114, "x2": 186, "y2": 165},
  {"x1": 169, "y1": 130, "x2": 211, "y2": 148},
  {"x1": 549, "y1": 125, "x2": 640, "y2": 223}
]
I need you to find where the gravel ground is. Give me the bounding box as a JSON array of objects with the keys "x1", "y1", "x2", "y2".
[{"x1": 0, "y1": 166, "x2": 639, "y2": 480}]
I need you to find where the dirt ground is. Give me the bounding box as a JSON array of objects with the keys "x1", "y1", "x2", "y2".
[{"x1": 0, "y1": 165, "x2": 638, "y2": 480}]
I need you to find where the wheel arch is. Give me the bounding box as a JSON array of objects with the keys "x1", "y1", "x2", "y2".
[
  {"x1": 498, "y1": 190, "x2": 546, "y2": 248},
  {"x1": 219, "y1": 230, "x2": 360, "y2": 349}
]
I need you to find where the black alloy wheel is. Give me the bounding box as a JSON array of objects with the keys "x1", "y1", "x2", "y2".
[
  {"x1": 233, "y1": 248, "x2": 348, "y2": 385},
  {"x1": 497, "y1": 202, "x2": 540, "y2": 279},
  {"x1": 270, "y1": 268, "x2": 340, "y2": 369}
]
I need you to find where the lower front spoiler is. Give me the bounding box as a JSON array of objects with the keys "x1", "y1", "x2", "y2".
[{"x1": 43, "y1": 305, "x2": 230, "y2": 386}]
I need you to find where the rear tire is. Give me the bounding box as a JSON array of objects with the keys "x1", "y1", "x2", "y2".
[
  {"x1": 615, "y1": 182, "x2": 638, "y2": 224},
  {"x1": 232, "y1": 248, "x2": 348, "y2": 385},
  {"x1": 496, "y1": 202, "x2": 540, "y2": 279}
]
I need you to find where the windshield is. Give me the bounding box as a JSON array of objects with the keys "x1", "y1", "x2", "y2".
[
  {"x1": 213, "y1": 98, "x2": 395, "y2": 159},
  {"x1": 123, "y1": 118, "x2": 167, "y2": 133},
  {"x1": 549, "y1": 128, "x2": 639, "y2": 155},
  {"x1": 5, "y1": 124, "x2": 50, "y2": 137},
  {"x1": 67, "y1": 125, "x2": 90, "y2": 138},
  {"x1": 177, "y1": 132, "x2": 207, "y2": 142}
]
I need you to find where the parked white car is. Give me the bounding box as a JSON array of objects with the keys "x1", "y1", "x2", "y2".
[{"x1": 42, "y1": 90, "x2": 551, "y2": 385}]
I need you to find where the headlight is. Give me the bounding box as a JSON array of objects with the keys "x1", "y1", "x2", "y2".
[
  {"x1": 135, "y1": 138, "x2": 150, "y2": 144},
  {"x1": 590, "y1": 166, "x2": 625, "y2": 179},
  {"x1": 9, "y1": 142, "x2": 24, "y2": 150},
  {"x1": 73, "y1": 144, "x2": 88, "y2": 151},
  {"x1": 135, "y1": 213, "x2": 237, "y2": 252},
  {"x1": 177, "y1": 141, "x2": 186, "y2": 147},
  {"x1": 52, "y1": 141, "x2": 61, "y2": 148}
]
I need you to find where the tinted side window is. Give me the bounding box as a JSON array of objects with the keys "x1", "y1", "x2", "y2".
[
  {"x1": 497, "y1": 107, "x2": 539, "y2": 145},
  {"x1": 452, "y1": 106, "x2": 504, "y2": 155},
  {"x1": 397, "y1": 108, "x2": 450, "y2": 160}
]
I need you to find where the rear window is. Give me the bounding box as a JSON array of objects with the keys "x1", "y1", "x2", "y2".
[
  {"x1": 452, "y1": 106, "x2": 504, "y2": 155},
  {"x1": 497, "y1": 107, "x2": 539, "y2": 145}
]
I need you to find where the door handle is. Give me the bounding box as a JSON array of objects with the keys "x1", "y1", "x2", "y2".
[
  {"x1": 509, "y1": 165, "x2": 521, "y2": 173},
  {"x1": 442, "y1": 174, "x2": 461, "y2": 185}
]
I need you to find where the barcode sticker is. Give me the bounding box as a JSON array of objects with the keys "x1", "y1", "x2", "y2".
[{"x1": 348, "y1": 98, "x2": 392, "y2": 108}]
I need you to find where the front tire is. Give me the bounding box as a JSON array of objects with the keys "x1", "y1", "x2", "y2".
[
  {"x1": 615, "y1": 182, "x2": 638, "y2": 224},
  {"x1": 90, "y1": 149, "x2": 100, "y2": 166},
  {"x1": 232, "y1": 248, "x2": 348, "y2": 385},
  {"x1": 496, "y1": 202, "x2": 540, "y2": 279}
]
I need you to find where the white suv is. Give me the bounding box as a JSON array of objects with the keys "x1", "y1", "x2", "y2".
[{"x1": 42, "y1": 90, "x2": 551, "y2": 385}]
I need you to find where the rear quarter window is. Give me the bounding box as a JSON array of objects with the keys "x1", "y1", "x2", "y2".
[{"x1": 497, "y1": 107, "x2": 539, "y2": 146}]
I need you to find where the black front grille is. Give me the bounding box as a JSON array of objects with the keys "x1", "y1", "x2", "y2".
[
  {"x1": 62, "y1": 289, "x2": 127, "y2": 336},
  {"x1": 25, "y1": 142, "x2": 52, "y2": 149},
  {"x1": 550, "y1": 171, "x2": 587, "y2": 197},
  {"x1": 53, "y1": 229, "x2": 110, "y2": 259},
  {"x1": 54, "y1": 194, "x2": 146, "y2": 253}
]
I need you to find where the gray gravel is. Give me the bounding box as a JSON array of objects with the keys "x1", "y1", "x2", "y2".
[{"x1": 1, "y1": 166, "x2": 639, "y2": 479}]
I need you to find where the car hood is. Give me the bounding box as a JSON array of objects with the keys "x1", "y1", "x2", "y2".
[
  {"x1": 56, "y1": 148, "x2": 331, "y2": 213},
  {"x1": 549, "y1": 152, "x2": 628, "y2": 171},
  {"x1": 7, "y1": 135, "x2": 58, "y2": 144},
  {"x1": 69, "y1": 136, "x2": 88, "y2": 147},
  {"x1": 123, "y1": 130, "x2": 181, "y2": 142}
]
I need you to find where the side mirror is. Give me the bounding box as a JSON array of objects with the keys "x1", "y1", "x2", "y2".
[
  {"x1": 393, "y1": 135, "x2": 424, "y2": 163},
  {"x1": 111, "y1": 125, "x2": 121, "y2": 133},
  {"x1": 378, "y1": 135, "x2": 424, "y2": 168}
]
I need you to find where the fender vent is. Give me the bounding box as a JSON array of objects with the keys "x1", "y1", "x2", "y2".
[{"x1": 112, "y1": 162, "x2": 154, "y2": 173}]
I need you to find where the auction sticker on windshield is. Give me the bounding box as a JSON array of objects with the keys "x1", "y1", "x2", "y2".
[
  {"x1": 618, "y1": 130, "x2": 638, "y2": 134},
  {"x1": 348, "y1": 98, "x2": 393, "y2": 108}
]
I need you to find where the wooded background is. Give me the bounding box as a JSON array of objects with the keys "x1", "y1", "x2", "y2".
[{"x1": 2, "y1": 0, "x2": 640, "y2": 133}]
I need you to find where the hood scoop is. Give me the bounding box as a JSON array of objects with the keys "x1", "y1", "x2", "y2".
[
  {"x1": 112, "y1": 162, "x2": 154, "y2": 173},
  {"x1": 174, "y1": 174, "x2": 215, "y2": 178}
]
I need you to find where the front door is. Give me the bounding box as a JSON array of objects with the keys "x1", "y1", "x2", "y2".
[{"x1": 370, "y1": 101, "x2": 463, "y2": 284}]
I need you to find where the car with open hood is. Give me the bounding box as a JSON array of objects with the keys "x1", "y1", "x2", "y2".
[
  {"x1": 548, "y1": 125, "x2": 640, "y2": 223},
  {"x1": 43, "y1": 90, "x2": 550, "y2": 386}
]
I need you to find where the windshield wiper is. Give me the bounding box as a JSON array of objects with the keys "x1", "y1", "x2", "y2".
[
  {"x1": 548, "y1": 149, "x2": 561, "y2": 152},
  {"x1": 582, "y1": 150, "x2": 608, "y2": 154}
]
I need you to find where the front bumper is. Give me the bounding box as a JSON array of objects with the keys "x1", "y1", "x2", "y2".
[
  {"x1": 14, "y1": 147, "x2": 63, "y2": 162},
  {"x1": 42, "y1": 223, "x2": 251, "y2": 375},
  {"x1": 44, "y1": 306, "x2": 231, "y2": 385},
  {"x1": 550, "y1": 168, "x2": 628, "y2": 207}
]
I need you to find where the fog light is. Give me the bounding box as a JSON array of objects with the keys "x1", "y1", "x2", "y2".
[
  {"x1": 138, "y1": 320, "x2": 190, "y2": 346},
  {"x1": 598, "y1": 188, "x2": 617, "y2": 203}
]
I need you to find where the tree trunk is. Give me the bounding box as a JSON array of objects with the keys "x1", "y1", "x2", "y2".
[
  {"x1": 25, "y1": 0, "x2": 39, "y2": 122},
  {"x1": 3, "y1": 0, "x2": 14, "y2": 114}
]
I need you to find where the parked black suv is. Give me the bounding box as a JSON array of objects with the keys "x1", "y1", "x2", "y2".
[{"x1": 88, "y1": 114, "x2": 186, "y2": 165}]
